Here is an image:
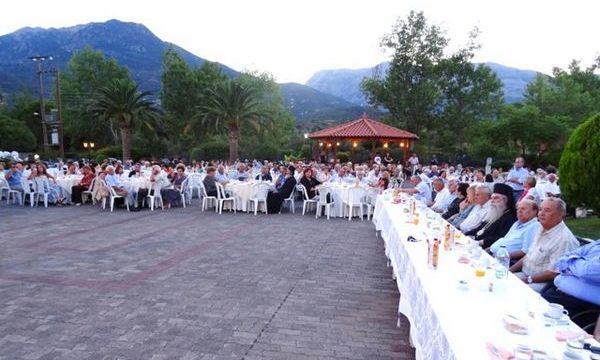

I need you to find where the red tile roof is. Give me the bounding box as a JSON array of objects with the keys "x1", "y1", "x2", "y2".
[{"x1": 308, "y1": 114, "x2": 418, "y2": 140}]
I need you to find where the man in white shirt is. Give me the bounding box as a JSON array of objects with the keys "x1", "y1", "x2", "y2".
[
  {"x1": 398, "y1": 175, "x2": 432, "y2": 203},
  {"x1": 430, "y1": 178, "x2": 458, "y2": 213},
  {"x1": 505, "y1": 156, "x2": 529, "y2": 201},
  {"x1": 536, "y1": 173, "x2": 561, "y2": 201},
  {"x1": 408, "y1": 153, "x2": 419, "y2": 174},
  {"x1": 510, "y1": 197, "x2": 579, "y2": 292},
  {"x1": 459, "y1": 185, "x2": 492, "y2": 233}
]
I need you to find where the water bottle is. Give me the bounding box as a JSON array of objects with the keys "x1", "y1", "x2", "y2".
[{"x1": 494, "y1": 246, "x2": 510, "y2": 279}]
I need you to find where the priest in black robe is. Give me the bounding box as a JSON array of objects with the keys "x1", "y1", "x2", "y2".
[
  {"x1": 267, "y1": 165, "x2": 297, "y2": 213},
  {"x1": 466, "y1": 183, "x2": 517, "y2": 248}
]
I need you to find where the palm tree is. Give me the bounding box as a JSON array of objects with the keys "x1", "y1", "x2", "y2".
[
  {"x1": 90, "y1": 79, "x2": 160, "y2": 161},
  {"x1": 201, "y1": 80, "x2": 269, "y2": 162}
]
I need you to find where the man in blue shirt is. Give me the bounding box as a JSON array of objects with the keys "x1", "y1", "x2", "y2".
[
  {"x1": 489, "y1": 199, "x2": 541, "y2": 259},
  {"x1": 5, "y1": 161, "x2": 24, "y2": 194},
  {"x1": 505, "y1": 156, "x2": 529, "y2": 202},
  {"x1": 542, "y1": 240, "x2": 600, "y2": 329}
]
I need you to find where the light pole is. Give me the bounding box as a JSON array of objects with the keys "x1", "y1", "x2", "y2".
[
  {"x1": 30, "y1": 55, "x2": 53, "y2": 154},
  {"x1": 83, "y1": 142, "x2": 95, "y2": 162}
]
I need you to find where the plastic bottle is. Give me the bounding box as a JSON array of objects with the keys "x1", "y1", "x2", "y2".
[
  {"x1": 431, "y1": 238, "x2": 440, "y2": 270},
  {"x1": 494, "y1": 246, "x2": 510, "y2": 279},
  {"x1": 443, "y1": 224, "x2": 451, "y2": 250}
]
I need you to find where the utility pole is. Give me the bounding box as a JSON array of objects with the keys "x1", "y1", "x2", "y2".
[
  {"x1": 30, "y1": 55, "x2": 52, "y2": 154},
  {"x1": 55, "y1": 69, "x2": 64, "y2": 158}
]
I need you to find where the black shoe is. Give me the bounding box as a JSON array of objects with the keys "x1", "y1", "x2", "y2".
[{"x1": 130, "y1": 207, "x2": 140, "y2": 212}]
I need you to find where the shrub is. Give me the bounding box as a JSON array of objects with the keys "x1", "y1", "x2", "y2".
[
  {"x1": 94, "y1": 145, "x2": 147, "y2": 162},
  {"x1": 337, "y1": 151, "x2": 349, "y2": 163},
  {"x1": 491, "y1": 159, "x2": 513, "y2": 172},
  {"x1": 559, "y1": 113, "x2": 600, "y2": 213}
]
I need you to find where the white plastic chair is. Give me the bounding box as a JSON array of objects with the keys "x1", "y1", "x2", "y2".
[
  {"x1": 178, "y1": 178, "x2": 190, "y2": 208},
  {"x1": 21, "y1": 179, "x2": 35, "y2": 207},
  {"x1": 107, "y1": 185, "x2": 130, "y2": 212},
  {"x1": 216, "y1": 182, "x2": 236, "y2": 214},
  {"x1": 0, "y1": 178, "x2": 22, "y2": 205},
  {"x1": 32, "y1": 177, "x2": 50, "y2": 208},
  {"x1": 343, "y1": 186, "x2": 366, "y2": 221},
  {"x1": 147, "y1": 183, "x2": 164, "y2": 211},
  {"x1": 282, "y1": 186, "x2": 296, "y2": 214},
  {"x1": 316, "y1": 186, "x2": 335, "y2": 220},
  {"x1": 81, "y1": 177, "x2": 97, "y2": 205},
  {"x1": 248, "y1": 182, "x2": 270, "y2": 215},
  {"x1": 298, "y1": 184, "x2": 318, "y2": 216},
  {"x1": 200, "y1": 182, "x2": 217, "y2": 211}
]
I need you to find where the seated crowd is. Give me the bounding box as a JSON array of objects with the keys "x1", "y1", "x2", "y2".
[{"x1": 1, "y1": 153, "x2": 598, "y2": 336}]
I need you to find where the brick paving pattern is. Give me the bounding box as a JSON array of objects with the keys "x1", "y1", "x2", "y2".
[{"x1": 0, "y1": 202, "x2": 414, "y2": 359}]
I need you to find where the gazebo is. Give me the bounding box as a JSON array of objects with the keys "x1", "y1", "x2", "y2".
[{"x1": 307, "y1": 113, "x2": 418, "y2": 163}]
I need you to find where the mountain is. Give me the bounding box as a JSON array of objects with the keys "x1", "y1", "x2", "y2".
[
  {"x1": 0, "y1": 19, "x2": 367, "y2": 125},
  {"x1": 279, "y1": 83, "x2": 369, "y2": 123},
  {"x1": 0, "y1": 19, "x2": 239, "y2": 97},
  {"x1": 306, "y1": 62, "x2": 541, "y2": 105}
]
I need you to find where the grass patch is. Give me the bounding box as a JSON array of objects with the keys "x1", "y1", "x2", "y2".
[{"x1": 565, "y1": 216, "x2": 600, "y2": 240}]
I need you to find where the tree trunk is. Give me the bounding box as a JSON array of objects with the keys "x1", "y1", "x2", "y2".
[
  {"x1": 228, "y1": 126, "x2": 240, "y2": 163},
  {"x1": 120, "y1": 127, "x2": 132, "y2": 162}
]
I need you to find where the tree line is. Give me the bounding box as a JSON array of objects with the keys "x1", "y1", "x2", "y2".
[{"x1": 1, "y1": 11, "x2": 599, "y2": 169}]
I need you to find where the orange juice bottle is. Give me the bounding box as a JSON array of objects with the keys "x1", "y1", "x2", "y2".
[
  {"x1": 443, "y1": 224, "x2": 451, "y2": 250},
  {"x1": 431, "y1": 238, "x2": 440, "y2": 270},
  {"x1": 413, "y1": 212, "x2": 420, "y2": 225}
]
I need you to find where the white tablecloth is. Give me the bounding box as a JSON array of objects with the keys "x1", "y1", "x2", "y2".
[
  {"x1": 55, "y1": 176, "x2": 83, "y2": 202},
  {"x1": 225, "y1": 181, "x2": 274, "y2": 212},
  {"x1": 372, "y1": 194, "x2": 590, "y2": 360},
  {"x1": 318, "y1": 183, "x2": 378, "y2": 217}
]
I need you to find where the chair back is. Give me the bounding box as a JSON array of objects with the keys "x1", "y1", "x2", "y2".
[
  {"x1": 347, "y1": 187, "x2": 366, "y2": 205},
  {"x1": 317, "y1": 186, "x2": 331, "y2": 204},
  {"x1": 0, "y1": 177, "x2": 10, "y2": 189},
  {"x1": 179, "y1": 177, "x2": 189, "y2": 195},
  {"x1": 33, "y1": 177, "x2": 50, "y2": 194},
  {"x1": 215, "y1": 182, "x2": 227, "y2": 200},
  {"x1": 253, "y1": 182, "x2": 271, "y2": 200},
  {"x1": 297, "y1": 184, "x2": 310, "y2": 200}
]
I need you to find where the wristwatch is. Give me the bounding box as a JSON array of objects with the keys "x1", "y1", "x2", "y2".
[{"x1": 527, "y1": 275, "x2": 533, "y2": 284}]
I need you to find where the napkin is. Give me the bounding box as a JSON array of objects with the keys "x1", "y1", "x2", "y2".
[{"x1": 485, "y1": 342, "x2": 514, "y2": 359}]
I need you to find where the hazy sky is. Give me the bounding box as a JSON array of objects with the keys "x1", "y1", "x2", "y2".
[{"x1": 1, "y1": 0, "x2": 598, "y2": 83}]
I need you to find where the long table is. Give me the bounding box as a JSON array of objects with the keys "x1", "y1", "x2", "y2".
[{"x1": 372, "y1": 194, "x2": 593, "y2": 360}]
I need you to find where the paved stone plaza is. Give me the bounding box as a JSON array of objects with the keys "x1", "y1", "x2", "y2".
[{"x1": 0, "y1": 202, "x2": 414, "y2": 360}]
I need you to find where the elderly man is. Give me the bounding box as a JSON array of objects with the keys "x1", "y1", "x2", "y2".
[
  {"x1": 510, "y1": 198, "x2": 579, "y2": 292},
  {"x1": 430, "y1": 178, "x2": 458, "y2": 213},
  {"x1": 488, "y1": 199, "x2": 541, "y2": 259},
  {"x1": 398, "y1": 175, "x2": 432, "y2": 203},
  {"x1": 459, "y1": 185, "x2": 492, "y2": 233},
  {"x1": 505, "y1": 156, "x2": 529, "y2": 201},
  {"x1": 105, "y1": 165, "x2": 139, "y2": 211},
  {"x1": 541, "y1": 240, "x2": 600, "y2": 329},
  {"x1": 5, "y1": 161, "x2": 24, "y2": 195},
  {"x1": 469, "y1": 183, "x2": 517, "y2": 248},
  {"x1": 255, "y1": 166, "x2": 272, "y2": 181},
  {"x1": 536, "y1": 173, "x2": 561, "y2": 201},
  {"x1": 215, "y1": 165, "x2": 229, "y2": 184}
]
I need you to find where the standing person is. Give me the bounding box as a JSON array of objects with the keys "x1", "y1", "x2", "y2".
[
  {"x1": 383, "y1": 153, "x2": 394, "y2": 166},
  {"x1": 408, "y1": 153, "x2": 419, "y2": 175},
  {"x1": 505, "y1": 156, "x2": 529, "y2": 202}
]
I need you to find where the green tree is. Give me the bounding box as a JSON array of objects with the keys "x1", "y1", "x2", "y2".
[
  {"x1": 88, "y1": 79, "x2": 160, "y2": 161},
  {"x1": 200, "y1": 79, "x2": 270, "y2": 162},
  {"x1": 361, "y1": 11, "x2": 503, "y2": 157},
  {"x1": 60, "y1": 47, "x2": 131, "y2": 149},
  {"x1": 160, "y1": 49, "x2": 228, "y2": 154},
  {"x1": 235, "y1": 71, "x2": 295, "y2": 159},
  {"x1": 0, "y1": 114, "x2": 37, "y2": 151},
  {"x1": 362, "y1": 11, "x2": 446, "y2": 135},
  {"x1": 559, "y1": 113, "x2": 600, "y2": 213}
]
